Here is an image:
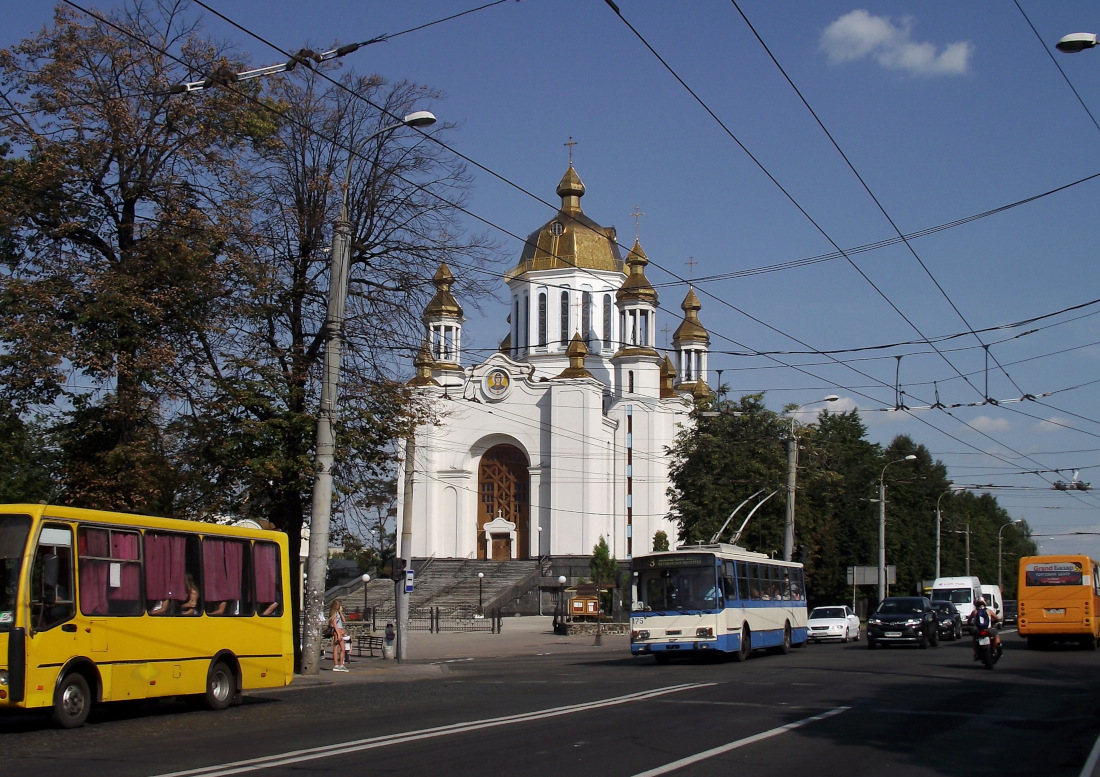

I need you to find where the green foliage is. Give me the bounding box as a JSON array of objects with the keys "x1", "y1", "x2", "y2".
[{"x1": 652, "y1": 530, "x2": 670, "y2": 552}]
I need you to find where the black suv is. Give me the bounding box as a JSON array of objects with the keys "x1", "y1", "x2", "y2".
[
  {"x1": 867, "y1": 596, "x2": 939, "y2": 649},
  {"x1": 930, "y1": 600, "x2": 963, "y2": 641}
]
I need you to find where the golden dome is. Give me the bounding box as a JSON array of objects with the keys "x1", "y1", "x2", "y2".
[
  {"x1": 616, "y1": 239, "x2": 658, "y2": 304},
  {"x1": 556, "y1": 333, "x2": 594, "y2": 379},
  {"x1": 423, "y1": 263, "x2": 463, "y2": 320},
  {"x1": 672, "y1": 286, "x2": 710, "y2": 345},
  {"x1": 507, "y1": 166, "x2": 624, "y2": 279},
  {"x1": 407, "y1": 339, "x2": 439, "y2": 386}
]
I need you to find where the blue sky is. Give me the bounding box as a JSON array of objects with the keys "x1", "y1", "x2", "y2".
[{"x1": 9, "y1": 2, "x2": 1100, "y2": 561}]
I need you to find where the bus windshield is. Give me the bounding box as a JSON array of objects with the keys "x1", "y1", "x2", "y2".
[
  {"x1": 0, "y1": 513, "x2": 32, "y2": 631},
  {"x1": 635, "y1": 565, "x2": 718, "y2": 611}
]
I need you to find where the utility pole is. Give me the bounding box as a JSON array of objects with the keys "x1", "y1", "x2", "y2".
[
  {"x1": 783, "y1": 395, "x2": 837, "y2": 561},
  {"x1": 397, "y1": 435, "x2": 416, "y2": 662}
]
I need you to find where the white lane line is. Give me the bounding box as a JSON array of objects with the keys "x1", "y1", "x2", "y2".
[
  {"x1": 630, "y1": 706, "x2": 850, "y2": 777},
  {"x1": 1079, "y1": 730, "x2": 1100, "y2": 777},
  {"x1": 151, "y1": 683, "x2": 713, "y2": 777}
]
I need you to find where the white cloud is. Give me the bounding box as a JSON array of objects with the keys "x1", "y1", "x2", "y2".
[
  {"x1": 965, "y1": 415, "x2": 1013, "y2": 433},
  {"x1": 1033, "y1": 417, "x2": 1071, "y2": 434},
  {"x1": 821, "y1": 10, "x2": 972, "y2": 76}
]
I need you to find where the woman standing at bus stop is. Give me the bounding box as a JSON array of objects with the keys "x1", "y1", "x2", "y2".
[{"x1": 328, "y1": 599, "x2": 348, "y2": 672}]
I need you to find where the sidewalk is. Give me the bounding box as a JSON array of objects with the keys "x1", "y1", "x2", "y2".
[{"x1": 289, "y1": 616, "x2": 629, "y2": 687}]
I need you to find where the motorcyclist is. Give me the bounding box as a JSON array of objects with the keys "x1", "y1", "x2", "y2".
[{"x1": 968, "y1": 597, "x2": 1002, "y2": 660}]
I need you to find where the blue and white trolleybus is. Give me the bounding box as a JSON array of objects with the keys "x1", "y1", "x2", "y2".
[{"x1": 630, "y1": 543, "x2": 808, "y2": 663}]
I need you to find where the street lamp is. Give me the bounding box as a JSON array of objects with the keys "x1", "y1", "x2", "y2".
[
  {"x1": 553, "y1": 575, "x2": 567, "y2": 633},
  {"x1": 1057, "y1": 32, "x2": 1099, "y2": 53},
  {"x1": 935, "y1": 484, "x2": 960, "y2": 579},
  {"x1": 784, "y1": 395, "x2": 839, "y2": 561},
  {"x1": 998, "y1": 519, "x2": 1023, "y2": 591},
  {"x1": 477, "y1": 571, "x2": 484, "y2": 617},
  {"x1": 949, "y1": 524, "x2": 971, "y2": 576},
  {"x1": 361, "y1": 573, "x2": 370, "y2": 629},
  {"x1": 879, "y1": 455, "x2": 917, "y2": 603},
  {"x1": 302, "y1": 110, "x2": 438, "y2": 675}
]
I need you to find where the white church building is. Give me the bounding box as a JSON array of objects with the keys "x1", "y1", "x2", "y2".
[{"x1": 395, "y1": 165, "x2": 712, "y2": 562}]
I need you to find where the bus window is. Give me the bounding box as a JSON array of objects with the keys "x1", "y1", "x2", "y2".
[
  {"x1": 0, "y1": 514, "x2": 32, "y2": 629},
  {"x1": 78, "y1": 526, "x2": 142, "y2": 616},
  {"x1": 747, "y1": 563, "x2": 762, "y2": 600},
  {"x1": 736, "y1": 561, "x2": 750, "y2": 603},
  {"x1": 255, "y1": 542, "x2": 282, "y2": 616},
  {"x1": 31, "y1": 524, "x2": 74, "y2": 631},
  {"x1": 722, "y1": 560, "x2": 737, "y2": 602},
  {"x1": 145, "y1": 532, "x2": 202, "y2": 616},
  {"x1": 203, "y1": 538, "x2": 250, "y2": 616},
  {"x1": 779, "y1": 567, "x2": 792, "y2": 601}
]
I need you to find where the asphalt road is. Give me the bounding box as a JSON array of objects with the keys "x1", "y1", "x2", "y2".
[{"x1": 3, "y1": 627, "x2": 1099, "y2": 777}]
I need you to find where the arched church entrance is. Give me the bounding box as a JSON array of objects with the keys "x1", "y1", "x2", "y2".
[{"x1": 477, "y1": 444, "x2": 530, "y2": 560}]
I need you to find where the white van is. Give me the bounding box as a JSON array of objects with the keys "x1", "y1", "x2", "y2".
[
  {"x1": 980, "y1": 584, "x2": 1003, "y2": 618},
  {"x1": 930, "y1": 576, "x2": 983, "y2": 626}
]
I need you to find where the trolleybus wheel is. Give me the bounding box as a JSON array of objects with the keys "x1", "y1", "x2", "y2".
[
  {"x1": 734, "y1": 625, "x2": 751, "y2": 662},
  {"x1": 775, "y1": 621, "x2": 792, "y2": 655}
]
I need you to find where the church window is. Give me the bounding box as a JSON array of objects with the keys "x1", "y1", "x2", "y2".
[
  {"x1": 513, "y1": 298, "x2": 520, "y2": 357},
  {"x1": 550, "y1": 221, "x2": 564, "y2": 236},
  {"x1": 582, "y1": 291, "x2": 592, "y2": 343},
  {"x1": 522, "y1": 292, "x2": 530, "y2": 351},
  {"x1": 639, "y1": 310, "x2": 649, "y2": 346},
  {"x1": 560, "y1": 291, "x2": 569, "y2": 345},
  {"x1": 628, "y1": 370, "x2": 635, "y2": 393},
  {"x1": 603, "y1": 295, "x2": 612, "y2": 348},
  {"x1": 537, "y1": 292, "x2": 547, "y2": 347}
]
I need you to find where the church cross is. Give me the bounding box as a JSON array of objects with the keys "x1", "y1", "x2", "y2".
[
  {"x1": 564, "y1": 136, "x2": 578, "y2": 164},
  {"x1": 686, "y1": 255, "x2": 697, "y2": 281},
  {"x1": 631, "y1": 206, "x2": 645, "y2": 240}
]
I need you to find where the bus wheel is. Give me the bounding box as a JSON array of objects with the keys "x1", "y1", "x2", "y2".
[
  {"x1": 734, "y1": 625, "x2": 751, "y2": 662},
  {"x1": 776, "y1": 622, "x2": 792, "y2": 655},
  {"x1": 203, "y1": 661, "x2": 235, "y2": 711},
  {"x1": 1083, "y1": 635, "x2": 1097, "y2": 651},
  {"x1": 52, "y1": 672, "x2": 91, "y2": 729}
]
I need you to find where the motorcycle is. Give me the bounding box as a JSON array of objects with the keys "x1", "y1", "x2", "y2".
[{"x1": 974, "y1": 627, "x2": 1002, "y2": 669}]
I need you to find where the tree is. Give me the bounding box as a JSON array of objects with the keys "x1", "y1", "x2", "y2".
[
  {"x1": 652, "y1": 530, "x2": 670, "y2": 552},
  {"x1": 0, "y1": 2, "x2": 266, "y2": 511},
  {"x1": 590, "y1": 535, "x2": 618, "y2": 615}
]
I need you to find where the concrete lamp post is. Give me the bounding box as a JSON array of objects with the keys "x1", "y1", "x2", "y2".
[
  {"x1": 361, "y1": 573, "x2": 370, "y2": 629},
  {"x1": 878, "y1": 455, "x2": 917, "y2": 603},
  {"x1": 998, "y1": 520, "x2": 1024, "y2": 591},
  {"x1": 301, "y1": 110, "x2": 437, "y2": 675}
]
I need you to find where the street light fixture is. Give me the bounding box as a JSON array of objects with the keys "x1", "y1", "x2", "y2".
[
  {"x1": 998, "y1": 519, "x2": 1024, "y2": 591},
  {"x1": 553, "y1": 574, "x2": 567, "y2": 634},
  {"x1": 477, "y1": 571, "x2": 485, "y2": 617},
  {"x1": 784, "y1": 395, "x2": 839, "y2": 561},
  {"x1": 1057, "y1": 32, "x2": 1099, "y2": 53},
  {"x1": 302, "y1": 110, "x2": 438, "y2": 675},
  {"x1": 879, "y1": 455, "x2": 917, "y2": 603}
]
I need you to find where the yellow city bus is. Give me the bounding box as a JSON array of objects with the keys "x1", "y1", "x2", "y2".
[
  {"x1": 0, "y1": 504, "x2": 294, "y2": 727},
  {"x1": 1017, "y1": 554, "x2": 1100, "y2": 650}
]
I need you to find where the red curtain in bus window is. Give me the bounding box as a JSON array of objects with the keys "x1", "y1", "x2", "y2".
[
  {"x1": 254, "y1": 543, "x2": 278, "y2": 604},
  {"x1": 203, "y1": 539, "x2": 243, "y2": 601},
  {"x1": 145, "y1": 533, "x2": 186, "y2": 600},
  {"x1": 78, "y1": 528, "x2": 110, "y2": 615},
  {"x1": 108, "y1": 532, "x2": 140, "y2": 601}
]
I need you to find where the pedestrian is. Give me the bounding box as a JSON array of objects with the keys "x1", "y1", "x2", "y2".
[{"x1": 328, "y1": 599, "x2": 349, "y2": 672}]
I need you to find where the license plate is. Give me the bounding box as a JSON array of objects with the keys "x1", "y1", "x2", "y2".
[
  {"x1": 1045, "y1": 608, "x2": 1065, "y2": 615},
  {"x1": 977, "y1": 636, "x2": 990, "y2": 646},
  {"x1": 885, "y1": 631, "x2": 902, "y2": 638}
]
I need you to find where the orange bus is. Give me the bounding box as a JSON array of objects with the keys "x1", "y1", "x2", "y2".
[
  {"x1": 1017, "y1": 554, "x2": 1100, "y2": 650},
  {"x1": 0, "y1": 504, "x2": 293, "y2": 727}
]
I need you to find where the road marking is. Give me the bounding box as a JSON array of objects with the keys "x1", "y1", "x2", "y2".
[
  {"x1": 629, "y1": 706, "x2": 850, "y2": 777},
  {"x1": 150, "y1": 683, "x2": 713, "y2": 777}
]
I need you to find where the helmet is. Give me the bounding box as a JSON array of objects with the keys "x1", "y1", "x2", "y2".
[{"x1": 976, "y1": 598, "x2": 986, "y2": 607}]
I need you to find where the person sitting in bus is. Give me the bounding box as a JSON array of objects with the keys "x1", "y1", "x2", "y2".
[
  {"x1": 260, "y1": 599, "x2": 280, "y2": 616},
  {"x1": 179, "y1": 573, "x2": 200, "y2": 616}
]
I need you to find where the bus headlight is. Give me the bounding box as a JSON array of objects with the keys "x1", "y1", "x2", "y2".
[
  {"x1": 696, "y1": 627, "x2": 713, "y2": 638},
  {"x1": 632, "y1": 630, "x2": 650, "y2": 640},
  {"x1": 0, "y1": 670, "x2": 8, "y2": 687}
]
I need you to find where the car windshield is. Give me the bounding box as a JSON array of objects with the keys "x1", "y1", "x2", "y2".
[
  {"x1": 810, "y1": 608, "x2": 846, "y2": 620},
  {"x1": 877, "y1": 598, "x2": 924, "y2": 614},
  {"x1": 931, "y1": 602, "x2": 953, "y2": 613},
  {"x1": 936, "y1": 587, "x2": 972, "y2": 604}
]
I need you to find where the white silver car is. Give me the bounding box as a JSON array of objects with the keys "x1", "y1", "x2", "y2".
[{"x1": 807, "y1": 605, "x2": 861, "y2": 642}]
